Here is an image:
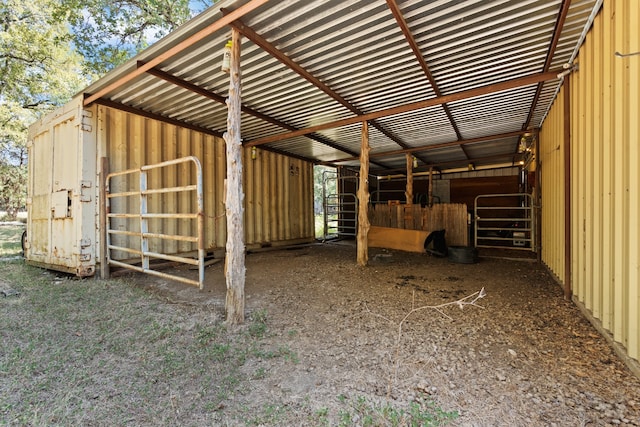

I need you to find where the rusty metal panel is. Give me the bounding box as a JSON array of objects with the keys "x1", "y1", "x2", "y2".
[
  {"x1": 540, "y1": 0, "x2": 640, "y2": 362},
  {"x1": 26, "y1": 96, "x2": 97, "y2": 276}
]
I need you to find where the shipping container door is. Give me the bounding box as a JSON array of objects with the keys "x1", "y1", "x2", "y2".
[{"x1": 26, "y1": 99, "x2": 96, "y2": 276}]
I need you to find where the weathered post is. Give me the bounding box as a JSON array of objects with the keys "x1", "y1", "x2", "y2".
[
  {"x1": 224, "y1": 28, "x2": 245, "y2": 325},
  {"x1": 357, "y1": 121, "x2": 371, "y2": 266},
  {"x1": 405, "y1": 153, "x2": 413, "y2": 205}
]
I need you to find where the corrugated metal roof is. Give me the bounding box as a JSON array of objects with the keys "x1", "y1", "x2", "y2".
[{"x1": 82, "y1": 0, "x2": 600, "y2": 175}]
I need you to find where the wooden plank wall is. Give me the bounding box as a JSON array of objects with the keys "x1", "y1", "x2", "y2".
[{"x1": 368, "y1": 203, "x2": 468, "y2": 246}]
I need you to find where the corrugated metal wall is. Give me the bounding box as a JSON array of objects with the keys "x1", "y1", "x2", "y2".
[
  {"x1": 540, "y1": 0, "x2": 639, "y2": 361},
  {"x1": 96, "y1": 104, "x2": 314, "y2": 259},
  {"x1": 26, "y1": 97, "x2": 97, "y2": 276}
]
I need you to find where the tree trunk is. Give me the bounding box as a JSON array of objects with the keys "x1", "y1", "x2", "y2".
[
  {"x1": 405, "y1": 153, "x2": 413, "y2": 205},
  {"x1": 224, "y1": 28, "x2": 245, "y2": 325},
  {"x1": 357, "y1": 121, "x2": 370, "y2": 266}
]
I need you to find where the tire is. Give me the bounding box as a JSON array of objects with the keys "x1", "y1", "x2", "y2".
[
  {"x1": 21, "y1": 230, "x2": 27, "y2": 257},
  {"x1": 448, "y1": 246, "x2": 477, "y2": 264}
]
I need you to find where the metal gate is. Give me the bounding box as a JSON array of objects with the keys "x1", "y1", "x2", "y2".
[
  {"x1": 105, "y1": 156, "x2": 205, "y2": 289},
  {"x1": 322, "y1": 170, "x2": 358, "y2": 238},
  {"x1": 474, "y1": 193, "x2": 535, "y2": 251}
]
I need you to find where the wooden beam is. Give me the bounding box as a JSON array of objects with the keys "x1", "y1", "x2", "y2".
[
  {"x1": 224, "y1": 28, "x2": 246, "y2": 325},
  {"x1": 83, "y1": 0, "x2": 269, "y2": 106},
  {"x1": 357, "y1": 121, "x2": 371, "y2": 267},
  {"x1": 246, "y1": 69, "x2": 562, "y2": 147}
]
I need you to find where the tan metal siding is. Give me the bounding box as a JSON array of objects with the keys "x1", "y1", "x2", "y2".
[
  {"x1": 540, "y1": 0, "x2": 640, "y2": 361},
  {"x1": 26, "y1": 97, "x2": 97, "y2": 276},
  {"x1": 540, "y1": 85, "x2": 565, "y2": 283},
  {"x1": 97, "y1": 105, "x2": 314, "y2": 258}
]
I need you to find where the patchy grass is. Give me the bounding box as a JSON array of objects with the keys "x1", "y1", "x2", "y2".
[
  {"x1": 0, "y1": 224, "x2": 459, "y2": 426},
  {"x1": 0, "y1": 261, "x2": 300, "y2": 426},
  {"x1": 0, "y1": 224, "x2": 24, "y2": 257}
]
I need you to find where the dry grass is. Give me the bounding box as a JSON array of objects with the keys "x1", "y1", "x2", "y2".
[
  {"x1": 0, "y1": 260, "x2": 291, "y2": 425},
  {"x1": 0, "y1": 224, "x2": 24, "y2": 257},
  {"x1": 0, "y1": 258, "x2": 456, "y2": 426}
]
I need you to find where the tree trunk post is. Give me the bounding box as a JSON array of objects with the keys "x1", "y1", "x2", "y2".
[
  {"x1": 357, "y1": 121, "x2": 371, "y2": 266},
  {"x1": 405, "y1": 153, "x2": 413, "y2": 205},
  {"x1": 224, "y1": 28, "x2": 245, "y2": 325},
  {"x1": 428, "y1": 166, "x2": 434, "y2": 207}
]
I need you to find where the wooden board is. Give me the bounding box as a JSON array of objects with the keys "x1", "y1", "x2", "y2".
[{"x1": 368, "y1": 226, "x2": 430, "y2": 253}]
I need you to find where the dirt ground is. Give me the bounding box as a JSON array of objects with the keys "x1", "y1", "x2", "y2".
[{"x1": 132, "y1": 240, "x2": 640, "y2": 426}]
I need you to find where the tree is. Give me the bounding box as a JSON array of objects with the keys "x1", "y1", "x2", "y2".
[
  {"x1": 59, "y1": 0, "x2": 211, "y2": 76},
  {"x1": 0, "y1": 0, "x2": 87, "y2": 219},
  {"x1": 0, "y1": 0, "x2": 212, "y2": 219}
]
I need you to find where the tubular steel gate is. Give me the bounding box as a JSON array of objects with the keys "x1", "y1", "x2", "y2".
[
  {"x1": 322, "y1": 170, "x2": 357, "y2": 238},
  {"x1": 474, "y1": 193, "x2": 535, "y2": 251},
  {"x1": 105, "y1": 156, "x2": 205, "y2": 289}
]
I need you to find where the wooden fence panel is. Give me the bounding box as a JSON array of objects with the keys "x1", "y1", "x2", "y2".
[{"x1": 368, "y1": 203, "x2": 468, "y2": 246}]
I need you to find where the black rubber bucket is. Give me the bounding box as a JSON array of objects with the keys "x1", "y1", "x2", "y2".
[{"x1": 448, "y1": 246, "x2": 478, "y2": 264}]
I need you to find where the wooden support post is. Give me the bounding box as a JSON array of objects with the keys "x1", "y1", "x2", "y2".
[
  {"x1": 563, "y1": 76, "x2": 572, "y2": 300},
  {"x1": 405, "y1": 153, "x2": 413, "y2": 205},
  {"x1": 99, "y1": 157, "x2": 110, "y2": 279},
  {"x1": 428, "y1": 166, "x2": 434, "y2": 206},
  {"x1": 224, "y1": 28, "x2": 246, "y2": 325},
  {"x1": 357, "y1": 121, "x2": 371, "y2": 266}
]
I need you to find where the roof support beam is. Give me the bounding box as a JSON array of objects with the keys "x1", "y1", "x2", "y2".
[
  {"x1": 221, "y1": 11, "x2": 425, "y2": 164},
  {"x1": 385, "y1": 0, "x2": 463, "y2": 141},
  {"x1": 83, "y1": 0, "x2": 270, "y2": 106},
  {"x1": 522, "y1": 0, "x2": 571, "y2": 130},
  {"x1": 246, "y1": 69, "x2": 561, "y2": 147},
  {"x1": 93, "y1": 98, "x2": 224, "y2": 138},
  {"x1": 331, "y1": 130, "x2": 528, "y2": 163},
  {"x1": 140, "y1": 62, "x2": 376, "y2": 163},
  {"x1": 372, "y1": 152, "x2": 524, "y2": 176}
]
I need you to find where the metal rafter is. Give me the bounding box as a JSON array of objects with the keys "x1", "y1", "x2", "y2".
[
  {"x1": 83, "y1": 0, "x2": 270, "y2": 106},
  {"x1": 93, "y1": 97, "x2": 224, "y2": 138},
  {"x1": 522, "y1": 0, "x2": 571, "y2": 131},
  {"x1": 138, "y1": 62, "x2": 392, "y2": 168},
  {"x1": 246, "y1": 69, "x2": 562, "y2": 147},
  {"x1": 331, "y1": 130, "x2": 529, "y2": 163},
  {"x1": 221, "y1": 10, "x2": 429, "y2": 166},
  {"x1": 373, "y1": 152, "x2": 524, "y2": 176},
  {"x1": 385, "y1": 0, "x2": 463, "y2": 142}
]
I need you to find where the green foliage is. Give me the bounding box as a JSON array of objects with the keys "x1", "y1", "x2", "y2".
[
  {"x1": 0, "y1": 0, "x2": 88, "y2": 218},
  {"x1": 0, "y1": 0, "x2": 213, "y2": 218},
  {"x1": 325, "y1": 394, "x2": 459, "y2": 427},
  {"x1": 58, "y1": 0, "x2": 210, "y2": 76}
]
